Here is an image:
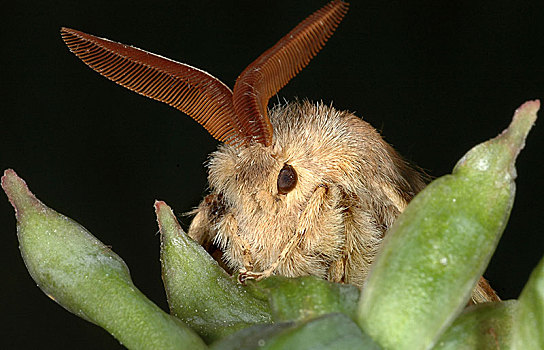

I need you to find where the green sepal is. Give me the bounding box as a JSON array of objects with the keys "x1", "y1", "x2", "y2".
[
  {"x1": 210, "y1": 313, "x2": 380, "y2": 350},
  {"x1": 2, "y1": 170, "x2": 206, "y2": 350},
  {"x1": 248, "y1": 275, "x2": 360, "y2": 322},
  {"x1": 156, "y1": 201, "x2": 271, "y2": 343},
  {"x1": 433, "y1": 300, "x2": 517, "y2": 349},
  {"x1": 357, "y1": 101, "x2": 539, "y2": 349},
  {"x1": 513, "y1": 256, "x2": 544, "y2": 349}
]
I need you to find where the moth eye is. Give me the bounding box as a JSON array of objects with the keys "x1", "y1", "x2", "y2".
[{"x1": 277, "y1": 164, "x2": 297, "y2": 195}]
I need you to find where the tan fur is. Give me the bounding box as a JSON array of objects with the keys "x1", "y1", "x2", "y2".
[
  {"x1": 189, "y1": 101, "x2": 421, "y2": 280},
  {"x1": 188, "y1": 101, "x2": 499, "y2": 302}
]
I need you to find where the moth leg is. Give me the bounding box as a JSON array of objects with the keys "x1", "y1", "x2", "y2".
[
  {"x1": 469, "y1": 276, "x2": 500, "y2": 304},
  {"x1": 187, "y1": 194, "x2": 221, "y2": 248},
  {"x1": 328, "y1": 257, "x2": 347, "y2": 283},
  {"x1": 239, "y1": 184, "x2": 328, "y2": 283},
  {"x1": 188, "y1": 193, "x2": 241, "y2": 273},
  {"x1": 219, "y1": 212, "x2": 255, "y2": 273}
]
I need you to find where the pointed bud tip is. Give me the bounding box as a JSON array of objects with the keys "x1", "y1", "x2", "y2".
[
  {"x1": 154, "y1": 200, "x2": 181, "y2": 240},
  {"x1": 516, "y1": 99, "x2": 540, "y2": 113},
  {"x1": 154, "y1": 200, "x2": 173, "y2": 222},
  {"x1": 2, "y1": 168, "x2": 21, "y2": 190},
  {"x1": 154, "y1": 200, "x2": 168, "y2": 212},
  {"x1": 1, "y1": 169, "x2": 38, "y2": 213},
  {"x1": 500, "y1": 99, "x2": 540, "y2": 155},
  {"x1": 512, "y1": 99, "x2": 539, "y2": 127}
]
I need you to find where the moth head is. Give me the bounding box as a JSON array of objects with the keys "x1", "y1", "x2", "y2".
[
  {"x1": 61, "y1": 1, "x2": 349, "y2": 210},
  {"x1": 206, "y1": 101, "x2": 367, "y2": 214}
]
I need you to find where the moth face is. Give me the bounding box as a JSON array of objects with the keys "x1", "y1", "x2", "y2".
[
  {"x1": 206, "y1": 102, "x2": 365, "y2": 219},
  {"x1": 208, "y1": 142, "x2": 281, "y2": 200},
  {"x1": 207, "y1": 145, "x2": 302, "y2": 219}
]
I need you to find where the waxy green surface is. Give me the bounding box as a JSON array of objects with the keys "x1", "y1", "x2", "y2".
[
  {"x1": 2, "y1": 170, "x2": 206, "y2": 349},
  {"x1": 357, "y1": 101, "x2": 539, "y2": 349},
  {"x1": 157, "y1": 200, "x2": 271, "y2": 343}
]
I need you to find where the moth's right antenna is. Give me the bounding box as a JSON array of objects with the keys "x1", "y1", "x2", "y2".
[{"x1": 232, "y1": 0, "x2": 349, "y2": 146}]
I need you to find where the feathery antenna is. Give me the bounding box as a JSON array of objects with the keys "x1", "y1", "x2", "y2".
[{"x1": 61, "y1": 1, "x2": 349, "y2": 146}]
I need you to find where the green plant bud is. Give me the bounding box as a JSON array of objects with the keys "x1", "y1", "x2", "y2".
[
  {"x1": 156, "y1": 201, "x2": 271, "y2": 343},
  {"x1": 209, "y1": 322, "x2": 295, "y2": 350},
  {"x1": 434, "y1": 300, "x2": 517, "y2": 349},
  {"x1": 513, "y1": 256, "x2": 544, "y2": 349},
  {"x1": 357, "y1": 101, "x2": 539, "y2": 350},
  {"x1": 210, "y1": 313, "x2": 380, "y2": 350},
  {"x1": 249, "y1": 275, "x2": 360, "y2": 322},
  {"x1": 2, "y1": 170, "x2": 207, "y2": 350}
]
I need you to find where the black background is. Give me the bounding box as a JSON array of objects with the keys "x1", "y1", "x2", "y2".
[{"x1": 2, "y1": 1, "x2": 543, "y2": 348}]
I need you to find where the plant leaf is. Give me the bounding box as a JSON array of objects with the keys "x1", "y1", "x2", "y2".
[
  {"x1": 357, "y1": 101, "x2": 539, "y2": 349},
  {"x1": 156, "y1": 200, "x2": 271, "y2": 343},
  {"x1": 249, "y1": 275, "x2": 360, "y2": 323},
  {"x1": 210, "y1": 313, "x2": 380, "y2": 350},
  {"x1": 1, "y1": 169, "x2": 206, "y2": 349},
  {"x1": 512, "y1": 255, "x2": 544, "y2": 349},
  {"x1": 433, "y1": 300, "x2": 517, "y2": 349}
]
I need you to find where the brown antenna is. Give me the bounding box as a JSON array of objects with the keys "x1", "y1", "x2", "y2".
[
  {"x1": 233, "y1": 0, "x2": 349, "y2": 146},
  {"x1": 60, "y1": 1, "x2": 349, "y2": 146},
  {"x1": 61, "y1": 28, "x2": 239, "y2": 143}
]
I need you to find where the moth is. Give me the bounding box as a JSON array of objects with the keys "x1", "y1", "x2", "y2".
[{"x1": 61, "y1": 0, "x2": 498, "y2": 303}]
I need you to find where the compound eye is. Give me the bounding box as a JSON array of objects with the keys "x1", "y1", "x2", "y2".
[{"x1": 277, "y1": 164, "x2": 297, "y2": 194}]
